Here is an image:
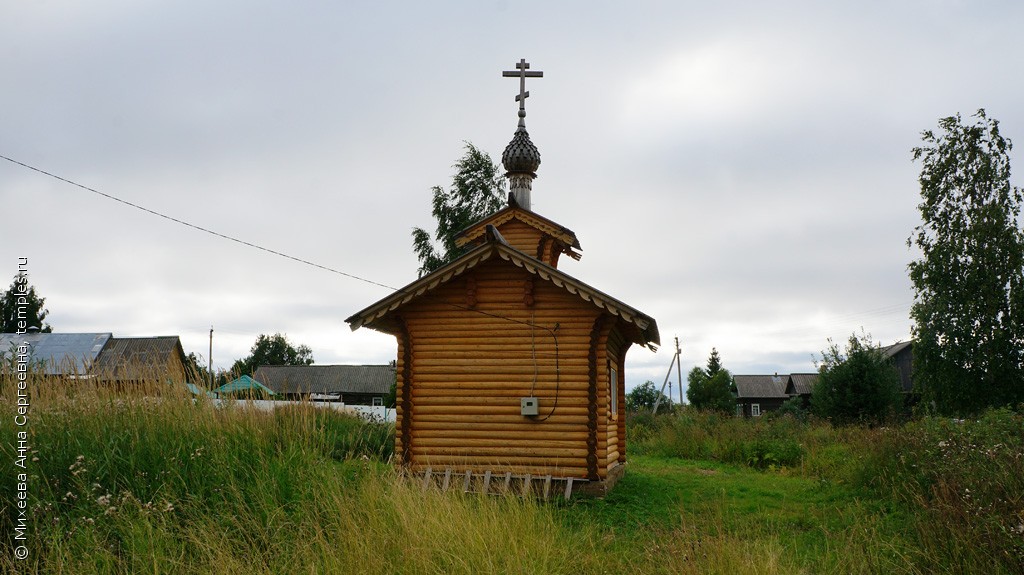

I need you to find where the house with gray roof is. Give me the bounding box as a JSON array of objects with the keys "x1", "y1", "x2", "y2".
[
  {"x1": 0, "y1": 333, "x2": 189, "y2": 385},
  {"x1": 92, "y1": 336, "x2": 189, "y2": 383},
  {"x1": 785, "y1": 373, "x2": 818, "y2": 407},
  {"x1": 880, "y1": 341, "x2": 914, "y2": 393},
  {"x1": 254, "y1": 364, "x2": 395, "y2": 405},
  {"x1": 734, "y1": 374, "x2": 789, "y2": 417}
]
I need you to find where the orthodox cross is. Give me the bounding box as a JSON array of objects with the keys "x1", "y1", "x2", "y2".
[{"x1": 502, "y1": 59, "x2": 543, "y2": 112}]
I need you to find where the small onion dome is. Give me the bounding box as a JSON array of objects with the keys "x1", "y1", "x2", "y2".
[{"x1": 502, "y1": 125, "x2": 541, "y2": 175}]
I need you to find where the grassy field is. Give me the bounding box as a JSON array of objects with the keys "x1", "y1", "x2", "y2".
[{"x1": 2, "y1": 376, "x2": 1022, "y2": 574}]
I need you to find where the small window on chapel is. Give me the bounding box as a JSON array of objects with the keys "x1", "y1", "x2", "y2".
[{"x1": 609, "y1": 366, "x2": 618, "y2": 418}]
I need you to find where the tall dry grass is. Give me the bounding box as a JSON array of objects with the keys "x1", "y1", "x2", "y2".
[
  {"x1": 4, "y1": 369, "x2": 1022, "y2": 573},
  {"x1": 628, "y1": 406, "x2": 1024, "y2": 573}
]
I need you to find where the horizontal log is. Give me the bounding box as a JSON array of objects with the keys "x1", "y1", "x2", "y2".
[
  {"x1": 408, "y1": 433, "x2": 610, "y2": 450},
  {"x1": 411, "y1": 365, "x2": 587, "y2": 376},
  {"x1": 409, "y1": 380, "x2": 581, "y2": 390},
  {"x1": 405, "y1": 331, "x2": 593, "y2": 342},
  {"x1": 411, "y1": 359, "x2": 590, "y2": 369},
  {"x1": 409, "y1": 387, "x2": 585, "y2": 397},
  {"x1": 414, "y1": 430, "x2": 590, "y2": 442},
  {"x1": 407, "y1": 415, "x2": 585, "y2": 429},
  {"x1": 403, "y1": 326, "x2": 596, "y2": 337},
  {"x1": 413, "y1": 437, "x2": 585, "y2": 449},
  {"x1": 403, "y1": 318, "x2": 596, "y2": 329},
  {"x1": 409, "y1": 450, "x2": 588, "y2": 464},
  {"x1": 409, "y1": 405, "x2": 590, "y2": 416},
  {"x1": 408, "y1": 373, "x2": 588, "y2": 384},
  {"x1": 409, "y1": 413, "x2": 590, "y2": 425},
  {"x1": 407, "y1": 462, "x2": 589, "y2": 478},
  {"x1": 412, "y1": 341, "x2": 592, "y2": 351},
  {"x1": 411, "y1": 446, "x2": 588, "y2": 458},
  {"x1": 409, "y1": 396, "x2": 592, "y2": 408},
  {"x1": 403, "y1": 305, "x2": 599, "y2": 317},
  {"x1": 410, "y1": 349, "x2": 578, "y2": 359}
]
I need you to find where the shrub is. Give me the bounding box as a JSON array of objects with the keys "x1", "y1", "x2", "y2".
[{"x1": 811, "y1": 332, "x2": 902, "y2": 425}]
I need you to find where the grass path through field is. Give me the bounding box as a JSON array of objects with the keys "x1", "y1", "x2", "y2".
[{"x1": 562, "y1": 456, "x2": 918, "y2": 573}]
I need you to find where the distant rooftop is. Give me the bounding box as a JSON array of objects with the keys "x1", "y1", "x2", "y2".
[{"x1": 0, "y1": 332, "x2": 111, "y2": 375}]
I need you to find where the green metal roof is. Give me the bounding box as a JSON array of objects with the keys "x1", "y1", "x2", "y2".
[
  {"x1": 215, "y1": 375, "x2": 276, "y2": 396},
  {"x1": 185, "y1": 383, "x2": 217, "y2": 398}
]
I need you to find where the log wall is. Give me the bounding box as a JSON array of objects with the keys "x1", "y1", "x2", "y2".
[{"x1": 390, "y1": 258, "x2": 633, "y2": 478}]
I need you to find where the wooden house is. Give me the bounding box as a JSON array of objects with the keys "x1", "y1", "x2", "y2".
[
  {"x1": 346, "y1": 61, "x2": 659, "y2": 495},
  {"x1": 784, "y1": 373, "x2": 818, "y2": 407},
  {"x1": 92, "y1": 336, "x2": 189, "y2": 385},
  {"x1": 880, "y1": 341, "x2": 914, "y2": 393},
  {"x1": 0, "y1": 333, "x2": 188, "y2": 385},
  {"x1": 253, "y1": 364, "x2": 394, "y2": 405},
  {"x1": 734, "y1": 374, "x2": 789, "y2": 417}
]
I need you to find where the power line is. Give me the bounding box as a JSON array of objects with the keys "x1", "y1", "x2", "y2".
[
  {"x1": 1, "y1": 153, "x2": 398, "y2": 292},
  {"x1": 0, "y1": 153, "x2": 560, "y2": 333}
]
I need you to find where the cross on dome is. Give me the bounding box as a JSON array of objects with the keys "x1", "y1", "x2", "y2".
[{"x1": 502, "y1": 59, "x2": 543, "y2": 127}]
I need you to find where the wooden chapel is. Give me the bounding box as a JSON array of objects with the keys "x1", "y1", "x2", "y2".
[{"x1": 346, "y1": 60, "x2": 659, "y2": 496}]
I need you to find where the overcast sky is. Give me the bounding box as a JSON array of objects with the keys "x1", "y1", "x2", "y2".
[{"x1": 3, "y1": 1, "x2": 1022, "y2": 396}]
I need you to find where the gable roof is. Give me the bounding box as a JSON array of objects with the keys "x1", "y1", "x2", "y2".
[
  {"x1": 185, "y1": 382, "x2": 217, "y2": 398},
  {"x1": 0, "y1": 332, "x2": 111, "y2": 375},
  {"x1": 734, "y1": 375, "x2": 789, "y2": 399},
  {"x1": 253, "y1": 364, "x2": 394, "y2": 396},
  {"x1": 346, "y1": 226, "x2": 659, "y2": 348},
  {"x1": 786, "y1": 373, "x2": 818, "y2": 396},
  {"x1": 215, "y1": 375, "x2": 276, "y2": 396},
  {"x1": 453, "y1": 202, "x2": 582, "y2": 252},
  {"x1": 880, "y1": 341, "x2": 913, "y2": 358},
  {"x1": 92, "y1": 336, "x2": 187, "y2": 380}
]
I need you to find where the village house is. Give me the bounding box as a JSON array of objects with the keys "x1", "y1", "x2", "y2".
[
  {"x1": 346, "y1": 60, "x2": 659, "y2": 496},
  {"x1": 91, "y1": 336, "x2": 189, "y2": 385},
  {"x1": 880, "y1": 341, "x2": 914, "y2": 394},
  {"x1": 784, "y1": 373, "x2": 818, "y2": 407},
  {"x1": 253, "y1": 364, "x2": 394, "y2": 405},
  {"x1": 0, "y1": 332, "x2": 188, "y2": 385},
  {"x1": 733, "y1": 374, "x2": 790, "y2": 417}
]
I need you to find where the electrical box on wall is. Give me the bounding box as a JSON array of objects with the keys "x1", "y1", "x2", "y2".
[{"x1": 520, "y1": 397, "x2": 539, "y2": 416}]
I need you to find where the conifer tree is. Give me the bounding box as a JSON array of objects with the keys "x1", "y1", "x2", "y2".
[{"x1": 0, "y1": 272, "x2": 52, "y2": 333}]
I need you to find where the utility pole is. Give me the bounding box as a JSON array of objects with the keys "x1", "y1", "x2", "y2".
[
  {"x1": 676, "y1": 336, "x2": 683, "y2": 405},
  {"x1": 653, "y1": 337, "x2": 682, "y2": 414},
  {"x1": 209, "y1": 326, "x2": 214, "y2": 389}
]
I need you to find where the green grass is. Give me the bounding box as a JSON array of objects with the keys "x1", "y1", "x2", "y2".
[{"x1": 2, "y1": 376, "x2": 1022, "y2": 574}]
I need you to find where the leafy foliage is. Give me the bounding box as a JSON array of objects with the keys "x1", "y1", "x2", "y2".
[
  {"x1": 0, "y1": 271, "x2": 52, "y2": 333},
  {"x1": 909, "y1": 110, "x2": 1024, "y2": 414},
  {"x1": 626, "y1": 380, "x2": 671, "y2": 412},
  {"x1": 686, "y1": 348, "x2": 734, "y2": 413},
  {"x1": 412, "y1": 142, "x2": 506, "y2": 276},
  {"x1": 811, "y1": 332, "x2": 901, "y2": 424},
  {"x1": 230, "y1": 333, "x2": 314, "y2": 376}
]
